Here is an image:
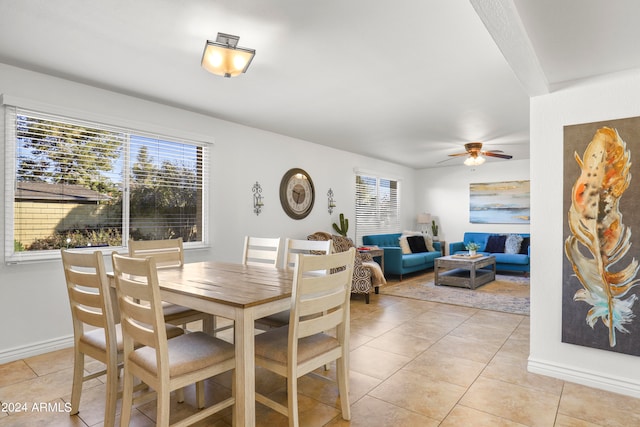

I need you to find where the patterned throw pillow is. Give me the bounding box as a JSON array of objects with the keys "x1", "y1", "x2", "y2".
[
  {"x1": 398, "y1": 236, "x2": 412, "y2": 254},
  {"x1": 505, "y1": 234, "x2": 524, "y2": 254}
]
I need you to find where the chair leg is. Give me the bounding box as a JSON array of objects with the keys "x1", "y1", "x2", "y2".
[
  {"x1": 119, "y1": 369, "x2": 134, "y2": 427},
  {"x1": 103, "y1": 360, "x2": 118, "y2": 427},
  {"x1": 196, "y1": 381, "x2": 205, "y2": 409},
  {"x1": 287, "y1": 376, "x2": 299, "y2": 427},
  {"x1": 70, "y1": 351, "x2": 84, "y2": 415},
  {"x1": 336, "y1": 355, "x2": 351, "y2": 421},
  {"x1": 157, "y1": 385, "x2": 171, "y2": 427},
  {"x1": 365, "y1": 293, "x2": 370, "y2": 304}
]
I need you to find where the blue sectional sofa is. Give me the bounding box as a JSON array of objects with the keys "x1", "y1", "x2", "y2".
[
  {"x1": 362, "y1": 233, "x2": 442, "y2": 279},
  {"x1": 449, "y1": 232, "x2": 530, "y2": 273}
]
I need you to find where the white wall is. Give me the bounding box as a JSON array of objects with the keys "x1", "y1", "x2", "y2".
[
  {"x1": 0, "y1": 63, "x2": 416, "y2": 362},
  {"x1": 415, "y1": 160, "x2": 530, "y2": 251},
  {"x1": 530, "y1": 69, "x2": 640, "y2": 397}
]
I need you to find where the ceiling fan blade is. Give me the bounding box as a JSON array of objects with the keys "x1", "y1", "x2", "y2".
[
  {"x1": 483, "y1": 151, "x2": 513, "y2": 159},
  {"x1": 447, "y1": 152, "x2": 469, "y2": 157},
  {"x1": 484, "y1": 149, "x2": 505, "y2": 153},
  {"x1": 437, "y1": 157, "x2": 458, "y2": 164}
]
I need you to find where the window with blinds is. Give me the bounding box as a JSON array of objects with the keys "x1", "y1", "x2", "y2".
[
  {"x1": 5, "y1": 106, "x2": 209, "y2": 262},
  {"x1": 354, "y1": 173, "x2": 401, "y2": 245}
]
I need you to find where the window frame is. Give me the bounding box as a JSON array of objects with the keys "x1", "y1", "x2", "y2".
[
  {"x1": 3, "y1": 96, "x2": 211, "y2": 264},
  {"x1": 354, "y1": 170, "x2": 401, "y2": 245}
]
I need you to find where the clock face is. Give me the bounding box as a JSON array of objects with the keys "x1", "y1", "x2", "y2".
[{"x1": 279, "y1": 168, "x2": 315, "y2": 219}]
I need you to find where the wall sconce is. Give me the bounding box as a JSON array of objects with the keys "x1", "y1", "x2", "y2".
[
  {"x1": 252, "y1": 181, "x2": 264, "y2": 215},
  {"x1": 327, "y1": 188, "x2": 336, "y2": 214},
  {"x1": 201, "y1": 33, "x2": 256, "y2": 78}
]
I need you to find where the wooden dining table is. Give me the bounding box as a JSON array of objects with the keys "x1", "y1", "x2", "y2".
[{"x1": 113, "y1": 261, "x2": 293, "y2": 427}]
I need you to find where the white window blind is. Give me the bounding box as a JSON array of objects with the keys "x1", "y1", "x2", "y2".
[
  {"x1": 355, "y1": 173, "x2": 401, "y2": 245},
  {"x1": 5, "y1": 106, "x2": 209, "y2": 263}
]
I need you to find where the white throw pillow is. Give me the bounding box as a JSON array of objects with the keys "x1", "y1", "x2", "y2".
[{"x1": 398, "y1": 236, "x2": 412, "y2": 254}]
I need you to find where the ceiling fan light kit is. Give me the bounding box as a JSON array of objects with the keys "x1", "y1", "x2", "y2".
[{"x1": 446, "y1": 141, "x2": 513, "y2": 166}]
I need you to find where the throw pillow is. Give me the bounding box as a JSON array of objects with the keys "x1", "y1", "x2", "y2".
[
  {"x1": 398, "y1": 236, "x2": 412, "y2": 254},
  {"x1": 424, "y1": 234, "x2": 436, "y2": 252},
  {"x1": 505, "y1": 234, "x2": 524, "y2": 254},
  {"x1": 485, "y1": 235, "x2": 506, "y2": 253},
  {"x1": 519, "y1": 237, "x2": 530, "y2": 255},
  {"x1": 406, "y1": 235, "x2": 428, "y2": 253}
]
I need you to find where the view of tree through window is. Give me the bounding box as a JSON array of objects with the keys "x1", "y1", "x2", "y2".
[{"x1": 9, "y1": 108, "x2": 206, "y2": 257}]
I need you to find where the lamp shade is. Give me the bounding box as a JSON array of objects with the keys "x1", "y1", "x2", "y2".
[
  {"x1": 464, "y1": 155, "x2": 486, "y2": 166},
  {"x1": 417, "y1": 213, "x2": 432, "y2": 224},
  {"x1": 201, "y1": 33, "x2": 255, "y2": 78}
]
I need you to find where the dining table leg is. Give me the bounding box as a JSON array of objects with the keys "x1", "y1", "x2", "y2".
[{"x1": 234, "y1": 308, "x2": 255, "y2": 427}]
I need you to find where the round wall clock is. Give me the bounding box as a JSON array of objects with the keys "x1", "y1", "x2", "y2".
[{"x1": 279, "y1": 168, "x2": 315, "y2": 219}]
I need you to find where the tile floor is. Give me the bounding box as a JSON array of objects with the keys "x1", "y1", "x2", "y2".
[{"x1": 1, "y1": 271, "x2": 639, "y2": 426}]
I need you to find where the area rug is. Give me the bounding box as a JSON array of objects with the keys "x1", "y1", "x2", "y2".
[{"x1": 380, "y1": 272, "x2": 530, "y2": 315}]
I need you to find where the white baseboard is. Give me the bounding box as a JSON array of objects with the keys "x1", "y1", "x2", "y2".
[
  {"x1": 0, "y1": 336, "x2": 74, "y2": 365},
  {"x1": 528, "y1": 357, "x2": 640, "y2": 398}
]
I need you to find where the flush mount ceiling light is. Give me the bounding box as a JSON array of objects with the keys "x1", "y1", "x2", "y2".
[{"x1": 201, "y1": 32, "x2": 255, "y2": 78}]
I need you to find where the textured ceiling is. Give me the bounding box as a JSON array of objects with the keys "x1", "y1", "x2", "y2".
[{"x1": 1, "y1": 0, "x2": 639, "y2": 168}]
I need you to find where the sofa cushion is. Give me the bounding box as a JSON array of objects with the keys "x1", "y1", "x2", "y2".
[
  {"x1": 519, "y1": 237, "x2": 530, "y2": 255},
  {"x1": 407, "y1": 235, "x2": 428, "y2": 253},
  {"x1": 485, "y1": 235, "x2": 506, "y2": 253},
  {"x1": 494, "y1": 253, "x2": 529, "y2": 265},
  {"x1": 505, "y1": 234, "x2": 524, "y2": 254},
  {"x1": 402, "y1": 253, "x2": 429, "y2": 268}
]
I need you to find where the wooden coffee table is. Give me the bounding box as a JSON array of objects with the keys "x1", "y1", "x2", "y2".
[{"x1": 434, "y1": 255, "x2": 496, "y2": 289}]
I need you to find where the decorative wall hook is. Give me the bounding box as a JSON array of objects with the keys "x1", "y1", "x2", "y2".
[
  {"x1": 252, "y1": 181, "x2": 264, "y2": 215},
  {"x1": 327, "y1": 188, "x2": 336, "y2": 214}
]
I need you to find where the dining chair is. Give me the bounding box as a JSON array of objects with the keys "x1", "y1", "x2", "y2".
[
  {"x1": 254, "y1": 247, "x2": 356, "y2": 427},
  {"x1": 241, "y1": 236, "x2": 282, "y2": 267},
  {"x1": 111, "y1": 253, "x2": 236, "y2": 427},
  {"x1": 254, "y1": 238, "x2": 333, "y2": 331},
  {"x1": 128, "y1": 238, "x2": 214, "y2": 333},
  {"x1": 61, "y1": 249, "x2": 184, "y2": 426}
]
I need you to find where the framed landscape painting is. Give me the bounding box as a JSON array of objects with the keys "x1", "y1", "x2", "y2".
[
  {"x1": 563, "y1": 116, "x2": 640, "y2": 356},
  {"x1": 469, "y1": 180, "x2": 530, "y2": 224}
]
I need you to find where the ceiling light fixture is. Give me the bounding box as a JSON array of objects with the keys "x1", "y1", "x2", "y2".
[
  {"x1": 201, "y1": 32, "x2": 255, "y2": 78},
  {"x1": 464, "y1": 155, "x2": 486, "y2": 166}
]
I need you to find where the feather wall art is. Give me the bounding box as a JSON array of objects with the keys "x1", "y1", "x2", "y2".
[{"x1": 565, "y1": 126, "x2": 640, "y2": 348}]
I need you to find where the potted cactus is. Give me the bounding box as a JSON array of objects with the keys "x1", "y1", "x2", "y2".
[{"x1": 332, "y1": 213, "x2": 349, "y2": 237}]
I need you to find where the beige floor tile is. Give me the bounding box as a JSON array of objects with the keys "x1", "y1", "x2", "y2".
[
  {"x1": 0, "y1": 360, "x2": 36, "y2": 388},
  {"x1": 24, "y1": 348, "x2": 74, "y2": 376},
  {"x1": 428, "y1": 333, "x2": 502, "y2": 364},
  {"x1": 350, "y1": 317, "x2": 402, "y2": 338},
  {"x1": 554, "y1": 413, "x2": 603, "y2": 427},
  {"x1": 461, "y1": 377, "x2": 560, "y2": 426},
  {"x1": 440, "y1": 405, "x2": 529, "y2": 426},
  {"x1": 404, "y1": 348, "x2": 487, "y2": 388},
  {"x1": 323, "y1": 395, "x2": 439, "y2": 427},
  {"x1": 495, "y1": 335, "x2": 530, "y2": 360},
  {"x1": 369, "y1": 369, "x2": 466, "y2": 420},
  {"x1": 349, "y1": 345, "x2": 411, "y2": 380},
  {"x1": 364, "y1": 328, "x2": 437, "y2": 358},
  {"x1": 449, "y1": 321, "x2": 515, "y2": 345},
  {"x1": 558, "y1": 382, "x2": 640, "y2": 426},
  {"x1": 482, "y1": 354, "x2": 564, "y2": 395}
]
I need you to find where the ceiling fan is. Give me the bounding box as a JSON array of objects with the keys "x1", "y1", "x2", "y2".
[{"x1": 441, "y1": 142, "x2": 513, "y2": 165}]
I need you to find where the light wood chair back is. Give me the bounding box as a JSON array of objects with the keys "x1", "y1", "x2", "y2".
[
  {"x1": 283, "y1": 238, "x2": 332, "y2": 270},
  {"x1": 242, "y1": 236, "x2": 281, "y2": 268},
  {"x1": 112, "y1": 253, "x2": 236, "y2": 427},
  {"x1": 128, "y1": 237, "x2": 213, "y2": 332},
  {"x1": 61, "y1": 249, "x2": 119, "y2": 427},
  {"x1": 254, "y1": 247, "x2": 356, "y2": 426},
  {"x1": 128, "y1": 238, "x2": 184, "y2": 268}
]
